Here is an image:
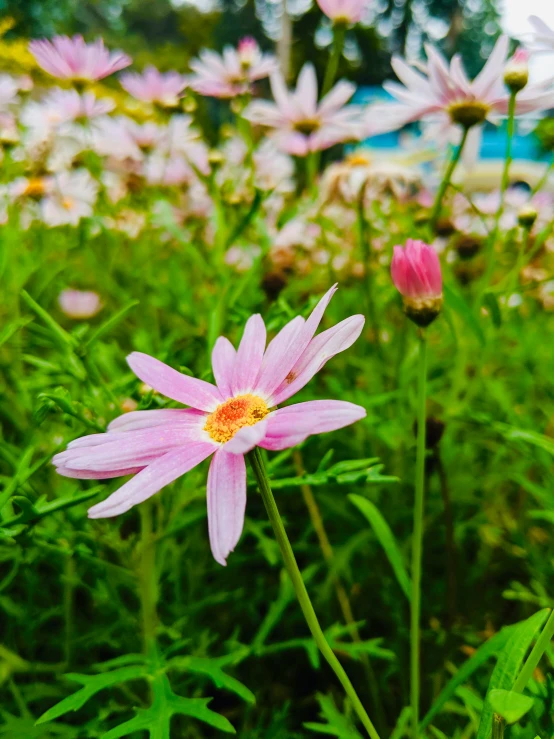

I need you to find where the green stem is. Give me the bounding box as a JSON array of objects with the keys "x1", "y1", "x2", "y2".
[
  {"x1": 429, "y1": 126, "x2": 470, "y2": 232},
  {"x1": 513, "y1": 608, "x2": 554, "y2": 692},
  {"x1": 138, "y1": 501, "x2": 158, "y2": 658},
  {"x1": 322, "y1": 23, "x2": 346, "y2": 97},
  {"x1": 224, "y1": 190, "x2": 263, "y2": 250},
  {"x1": 411, "y1": 331, "x2": 428, "y2": 738},
  {"x1": 356, "y1": 192, "x2": 382, "y2": 358},
  {"x1": 531, "y1": 158, "x2": 554, "y2": 196},
  {"x1": 248, "y1": 447, "x2": 381, "y2": 739},
  {"x1": 479, "y1": 92, "x2": 517, "y2": 294},
  {"x1": 492, "y1": 713, "x2": 505, "y2": 739}
]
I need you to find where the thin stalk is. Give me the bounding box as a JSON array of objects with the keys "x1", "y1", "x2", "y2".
[
  {"x1": 492, "y1": 714, "x2": 505, "y2": 739},
  {"x1": 480, "y1": 92, "x2": 517, "y2": 294},
  {"x1": 410, "y1": 331, "x2": 428, "y2": 738},
  {"x1": 531, "y1": 158, "x2": 554, "y2": 196},
  {"x1": 138, "y1": 501, "x2": 158, "y2": 658},
  {"x1": 63, "y1": 554, "x2": 75, "y2": 667},
  {"x1": 356, "y1": 192, "x2": 382, "y2": 357},
  {"x1": 248, "y1": 447, "x2": 381, "y2": 739},
  {"x1": 293, "y1": 450, "x2": 388, "y2": 735},
  {"x1": 429, "y1": 126, "x2": 470, "y2": 232},
  {"x1": 513, "y1": 608, "x2": 554, "y2": 692},
  {"x1": 322, "y1": 23, "x2": 346, "y2": 96}
]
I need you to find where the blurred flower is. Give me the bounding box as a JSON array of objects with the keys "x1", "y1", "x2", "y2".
[
  {"x1": 504, "y1": 48, "x2": 529, "y2": 92},
  {"x1": 189, "y1": 39, "x2": 277, "y2": 98},
  {"x1": 253, "y1": 140, "x2": 295, "y2": 192},
  {"x1": 53, "y1": 286, "x2": 366, "y2": 565},
  {"x1": 144, "y1": 154, "x2": 194, "y2": 186},
  {"x1": 0, "y1": 74, "x2": 19, "y2": 110},
  {"x1": 29, "y1": 35, "x2": 131, "y2": 83},
  {"x1": 528, "y1": 16, "x2": 554, "y2": 53},
  {"x1": 41, "y1": 170, "x2": 98, "y2": 226},
  {"x1": 225, "y1": 244, "x2": 261, "y2": 272},
  {"x1": 244, "y1": 64, "x2": 360, "y2": 155},
  {"x1": 365, "y1": 35, "x2": 554, "y2": 140},
  {"x1": 392, "y1": 239, "x2": 443, "y2": 326},
  {"x1": 120, "y1": 65, "x2": 188, "y2": 108},
  {"x1": 58, "y1": 289, "x2": 102, "y2": 319},
  {"x1": 316, "y1": 0, "x2": 367, "y2": 24}
]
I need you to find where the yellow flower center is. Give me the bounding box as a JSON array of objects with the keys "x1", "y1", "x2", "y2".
[
  {"x1": 204, "y1": 394, "x2": 269, "y2": 444},
  {"x1": 293, "y1": 118, "x2": 321, "y2": 135},
  {"x1": 447, "y1": 100, "x2": 490, "y2": 129},
  {"x1": 23, "y1": 178, "x2": 46, "y2": 198},
  {"x1": 62, "y1": 197, "x2": 75, "y2": 210},
  {"x1": 346, "y1": 153, "x2": 372, "y2": 167}
]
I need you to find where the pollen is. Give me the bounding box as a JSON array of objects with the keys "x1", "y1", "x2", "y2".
[{"x1": 204, "y1": 394, "x2": 269, "y2": 444}]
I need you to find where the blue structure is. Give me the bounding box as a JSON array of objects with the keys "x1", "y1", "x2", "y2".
[{"x1": 353, "y1": 86, "x2": 549, "y2": 161}]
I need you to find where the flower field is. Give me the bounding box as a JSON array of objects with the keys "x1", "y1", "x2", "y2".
[{"x1": 1, "y1": 4, "x2": 554, "y2": 738}]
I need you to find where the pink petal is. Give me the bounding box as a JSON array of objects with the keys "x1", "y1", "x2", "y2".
[
  {"x1": 56, "y1": 465, "x2": 144, "y2": 479},
  {"x1": 223, "y1": 418, "x2": 269, "y2": 455},
  {"x1": 257, "y1": 285, "x2": 338, "y2": 399},
  {"x1": 259, "y1": 400, "x2": 366, "y2": 451},
  {"x1": 472, "y1": 35, "x2": 509, "y2": 99},
  {"x1": 318, "y1": 80, "x2": 355, "y2": 117},
  {"x1": 232, "y1": 314, "x2": 266, "y2": 394},
  {"x1": 256, "y1": 315, "x2": 305, "y2": 396},
  {"x1": 87, "y1": 443, "x2": 215, "y2": 518},
  {"x1": 212, "y1": 336, "x2": 236, "y2": 398},
  {"x1": 108, "y1": 408, "x2": 206, "y2": 433},
  {"x1": 207, "y1": 450, "x2": 246, "y2": 565},
  {"x1": 127, "y1": 352, "x2": 223, "y2": 412},
  {"x1": 270, "y1": 314, "x2": 365, "y2": 405}
]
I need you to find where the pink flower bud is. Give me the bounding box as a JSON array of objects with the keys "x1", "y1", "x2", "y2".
[
  {"x1": 58, "y1": 289, "x2": 102, "y2": 319},
  {"x1": 504, "y1": 48, "x2": 529, "y2": 92},
  {"x1": 391, "y1": 239, "x2": 443, "y2": 326}
]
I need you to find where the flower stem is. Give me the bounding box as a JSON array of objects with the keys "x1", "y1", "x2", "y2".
[
  {"x1": 322, "y1": 23, "x2": 346, "y2": 97},
  {"x1": 480, "y1": 92, "x2": 517, "y2": 294},
  {"x1": 410, "y1": 330, "x2": 428, "y2": 738},
  {"x1": 429, "y1": 126, "x2": 470, "y2": 232},
  {"x1": 356, "y1": 192, "x2": 382, "y2": 358},
  {"x1": 248, "y1": 447, "x2": 381, "y2": 739},
  {"x1": 513, "y1": 608, "x2": 554, "y2": 692},
  {"x1": 293, "y1": 450, "x2": 388, "y2": 735},
  {"x1": 531, "y1": 158, "x2": 554, "y2": 196},
  {"x1": 492, "y1": 714, "x2": 505, "y2": 739}
]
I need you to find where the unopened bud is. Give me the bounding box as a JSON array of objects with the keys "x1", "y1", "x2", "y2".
[
  {"x1": 391, "y1": 239, "x2": 443, "y2": 327},
  {"x1": 517, "y1": 204, "x2": 538, "y2": 228},
  {"x1": 504, "y1": 49, "x2": 529, "y2": 93},
  {"x1": 208, "y1": 149, "x2": 225, "y2": 169}
]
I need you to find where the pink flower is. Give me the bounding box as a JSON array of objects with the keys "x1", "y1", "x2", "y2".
[
  {"x1": 317, "y1": 0, "x2": 367, "y2": 24},
  {"x1": 53, "y1": 286, "x2": 366, "y2": 565},
  {"x1": 391, "y1": 239, "x2": 442, "y2": 300},
  {"x1": 189, "y1": 40, "x2": 277, "y2": 99},
  {"x1": 365, "y1": 35, "x2": 554, "y2": 138},
  {"x1": 29, "y1": 35, "x2": 131, "y2": 82},
  {"x1": 43, "y1": 88, "x2": 114, "y2": 124},
  {"x1": 41, "y1": 170, "x2": 99, "y2": 227},
  {"x1": 120, "y1": 66, "x2": 188, "y2": 107},
  {"x1": 58, "y1": 289, "x2": 102, "y2": 319},
  {"x1": 244, "y1": 64, "x2": 360, "y2": 156},
  {"x1": 528, "y1": 16, "x2": 554, "y2": 53}
]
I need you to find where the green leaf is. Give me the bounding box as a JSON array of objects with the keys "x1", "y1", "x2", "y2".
[
  {"x1": 444, "y1": 284, "x2": 485, "y2": 346},
  {"x1": 476, "y1": 609, "x2": 549, "y2": 739},
  {"x1": 488, "y1": 689, "x2": 534, "y2": 724},
  {"x1": 169, "y1": 653, "x2": 255, "y2": 704},
  {"x1": 36, "y1": 666, "x2": 149, "y2": 724},
  {"x1": 304, "y1": 693, "x2": 363, "y2": 739},
  {"x1": 421, "y1": 621, "x2": 521, "y2": 729},
  {"x1": 102, "y1": 674, "x2": 235, "y2": 738},
  {"x1": 482, "y1": 291, "x2": 502, "y2": 327},
  {"x1": 82, "y1": 300, "x2": 139, "y2": 350},
  {"x1": 20, "y1": 290, "x2": 75, "y2": 348},
  {"x1": 348, "y1": 494, "x2": 411, "y2": 601}
]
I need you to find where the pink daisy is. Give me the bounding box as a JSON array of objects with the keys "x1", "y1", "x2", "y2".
[
  {"x1": 120, "y1": 65, "x2": 189, "y2": 107},
  {"x1": 53, "y1": 286, "x2": 365, "y2": 565},
  {"x1": 365, "y1": 35, "x2": 554, "y2": 137},
  {"x1": 528, "y1": 15, "x2": 554, "y2": 53},
  {"x1": 29, "y1": 35, "x2": 131, "y2": 82},
  {"x1": 189, "y1": 38, "x2": 277, "y2": 99},
  {"x1": 317, "y1": 0, "x2": 368, "y2": 24},
  {"x1": 243, "y1": 64, "x2": 360, "y2": 156}
]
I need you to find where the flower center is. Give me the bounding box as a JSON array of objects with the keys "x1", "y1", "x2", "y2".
[
  {"x1": 62, "y1": 197, "x2": 75, "y2": 210},
  {"x1": 293, "y1": 118, "x2": 321, "y2": 136},
  {"x1": 447, "y1": 100, "x2": 490, "y2": 128},
  {"x1": 23, "y1": 178, "x2": 46, "y2": 198},
  {"x1": 204, "y1": 394, "x2": 269, "y2": 443}
]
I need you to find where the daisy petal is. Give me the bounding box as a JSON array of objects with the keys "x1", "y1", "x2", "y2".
[
  {"x1": 127, "y1": 352, "x2": 223, "y2": 411},
  {"x1": 108, "y1": 408, "x2": 206, "y2": 433},
  {"x1": 212, "y1": 336, "x2": 236, "y2": 398},
  {"x1": 259, "y1": 400, "x2": 366, "y2": 451},
  {"x1": 207, "y1": 450, "x2": 247, "y2": 566},
  {"x1": 232, "y1": 314, "x2": 266, "y2": 394},
  {"x1": 87, "y1": 443, "x2": 215, "y2": 518},
  {"x1": 223, "y1": 418, "x2": 269, "y2": 455}
]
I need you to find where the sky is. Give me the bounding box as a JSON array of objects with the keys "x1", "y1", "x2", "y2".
[{"x1": 502, "y1": 0, "x2": 554, "y2": 80}]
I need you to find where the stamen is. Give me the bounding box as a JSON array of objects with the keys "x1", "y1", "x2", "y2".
[{"x1": 204, "y1": 394, "x2": 269, "y2": 443}]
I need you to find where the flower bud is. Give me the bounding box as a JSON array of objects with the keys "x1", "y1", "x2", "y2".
[
  {"x1": 391, "y1": 239, "x2": 443, "y2": 327},
  {"x1": 58, "y1": 289, "x2": 102, "y2": 319},
  {"x1": 504, "y1": 49, "x2": 529, "y2": 93},
  {"x1": 517, "y1": 204, "x2": 538, "y2": 229}
]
